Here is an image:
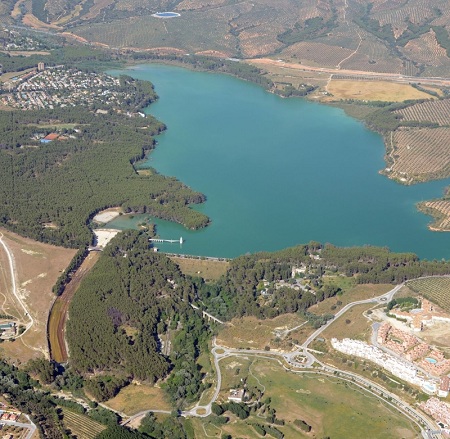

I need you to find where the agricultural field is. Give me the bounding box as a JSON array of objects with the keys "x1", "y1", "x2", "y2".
[
  {"x1": 402, "y1": 30, "x2": 450, "y2": 70},
  {"x1": 72, "y1": 11, "x2": 236, "y2": 54},
  {"x1": 79, "y1": 0, "x2": 115, "y2": 21},
  {"x1": 339, "y1": 33, "x2": 407, "y2": 75},
  {"x1": 199, "y1": 356, "x2": 419, "y2": 439},
  {"x1": 418, "y1": 199, "x2": 450, "y2": 231},
  {"x1": 280, "y1": 41, "x2": 354, "y2": 68},
  {"x1": 0, "y1": 228, "x2": 76, "y2": 363},
  {"x1": 169, "y1": 256, "x2": 229, "y2": 282},
  {"x1": 326, "y1": 79, "x2": 430, "y2": 102},
  {"x1": 395, "y1": 99, "x2": 450, "y2": 126},
  {"x1": 406, "y1": 277, "x2": 450, "y2": 313},
  {"x1": 61, "y1": 408, "x2": 106, "y2": 439},
  {"x1": 217, "y1": 314, "x2": 309, "y2": 350},
  {"x1": 386, "y1": 127, "x2": 450, "y2": 183},
  {"x1": 7, "y1": 0, "x2": 450, "y2": 80}
]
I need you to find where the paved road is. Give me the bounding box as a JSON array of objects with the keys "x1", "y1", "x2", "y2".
[
  {"x1": 302, "y1": 283, "x2": 402, "y2": 348},
  {"x1": 251, "y1": 58, "x2": 450, "y2": 87},
  {"x1": 1, "y1": 416, "x2": 37, "y2": 439},
  {"x1": 120, "y1": 280, "x2": 443, "y2": 436}
]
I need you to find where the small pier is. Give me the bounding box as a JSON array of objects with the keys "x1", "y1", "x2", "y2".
[{"x1": 150, "y1": 237, "x2": 183, "y2": 244}]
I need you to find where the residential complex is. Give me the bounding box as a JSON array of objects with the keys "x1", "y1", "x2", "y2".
[
  {"x1": 420, "y1": 398, "x2": 450, "y2": 430},
  {"x1": 331, "y1": 338, "x2": 426, "y2": 387},
  {"x1": 1, "y1": 66, "x2": 132, "y2": 110},
  {"x1": 390, "y1": 298, "x2": 450, "y2": 332},
  {"x1": 377, "y1": 322, "x2": 450, "y2": 377}
]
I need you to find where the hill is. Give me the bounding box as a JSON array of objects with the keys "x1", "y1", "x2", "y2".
[{"x1": 4, "y1": 0, "x2": 450, "y2": 76}]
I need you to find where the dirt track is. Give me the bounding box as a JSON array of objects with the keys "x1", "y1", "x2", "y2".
[{"x1": 48, "y1": 252, "x2": 100, "y2": 363}]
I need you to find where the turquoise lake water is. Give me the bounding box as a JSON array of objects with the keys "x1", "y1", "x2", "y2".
[{"x1": 108, "y1": 64, "x2": 450, "y2": 260}]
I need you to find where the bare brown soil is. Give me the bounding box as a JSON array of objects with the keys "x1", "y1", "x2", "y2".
[
  {"x1": 60, "y1": 32, "x2": 90, "y2": 44},
  {"x1": 22, "y1": 13, "x2": 61, "y2": 30},
  {"x1": 0, "y1": 229, "x2": 76, "y2": 364},
  {"x1": 48, "y1": 252, "x2": 100, "y2": 363}
]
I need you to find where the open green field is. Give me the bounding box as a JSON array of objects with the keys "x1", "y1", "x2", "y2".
[
  {"x1": 170, "y1": 256, "x2": 229, "y2": 281},
  {"x1": 321, "y1": 303, "x2": 376, "y2": 341},
  {"x1": 196, "y1": 356, "x2": 419, "y2": 438},
  {"x1": 217, "y1": 313, "x2": 309, "y2": 350},
  {"x1": 104, "y1": 383, "x2": 171, "y2": 415}
]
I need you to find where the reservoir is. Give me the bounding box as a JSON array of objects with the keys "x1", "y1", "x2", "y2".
[{"x1": 108, "y1": 64, "x2": 450, "y2": 260}]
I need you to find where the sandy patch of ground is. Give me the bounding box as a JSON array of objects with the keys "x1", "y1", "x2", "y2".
[
  {"x1": 0, "y1": 50, "x2": 51, "y2": 57},
  {"x1": 420, "y1": 321, "x2": 450, "y2": 352},
  {"x1": 93, "y1": 229, "x2": 120, "y2": 248},
  {"x1": 0, "y1": 229, "x2": 76, "y2": 364},
  {"x1": 93, "y1": 208, "x2": 121, "y2": 223}
]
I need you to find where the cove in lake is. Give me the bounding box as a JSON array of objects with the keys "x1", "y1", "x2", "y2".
[{"x1": 108, "y1": 64, "x2": 450, "y2": 260}]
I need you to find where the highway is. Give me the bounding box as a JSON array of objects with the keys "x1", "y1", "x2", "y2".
[{"x1": 251, "y1": 58, "x2": 450, "y2": 87}]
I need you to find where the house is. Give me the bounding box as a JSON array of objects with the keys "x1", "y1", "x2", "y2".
[
  {"x1": 228, "y1": 389, "x2": 245, "y2": 403},
  {"x1": 40, "y1": 133, "x2": 59, "y2": 143}
]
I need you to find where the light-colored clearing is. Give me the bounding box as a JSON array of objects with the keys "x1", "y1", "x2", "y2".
[
  {"x1": 0, "y1": 228, "x2": 76, "y2": 363},
  {"x1": 93, "y1": 229, "x2": 119, "y2": 248},
  {"x1": 170, "y1": 256, "x2": 229, "y2": 281},
  {"x1": 0, "y1": 50, "x2": 51, "y2": 57},
  {"x1": 327, "y1": 80, "x2": 431, "y2": 102},
  {"x1": 93, "y1": 208, "x2": 121, "y2": 223},
  {"x1": 217, "y1": 314, "x2": 309, "y2": 350},
  {"x1": 104, "y1": 383, "x2": 171, "y2": 415}
]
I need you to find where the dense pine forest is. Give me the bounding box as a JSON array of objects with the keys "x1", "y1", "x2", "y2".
[
  {"x1": 67, "y1": 231, "x2": 210, "y2": 408},
  {"x1": 0, "y1": 78, "x2": 208, "y2": 248}
]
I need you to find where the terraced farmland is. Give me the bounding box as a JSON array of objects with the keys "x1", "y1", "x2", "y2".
[
  {"x1": 406, "y1": 277, "x2": 450, "y2": 313},
  {"x1": 61, "y1": 409, "x2": 106, "y2": 439},
  {"x1": 402, "y1": 31, "x2": 450, "y2": 69},
  {"x1": 395, "y1": 99, "x2": 450, "y2": 126},
  {"x1": 340, "y1": 34, "x2": 406, "y2": 74},
  {"x1": 419, "y1": 200, "x2": 450, "y2": 231},
  {"x1": 388, "y1": 127, "x2": 450, "y2": 182},
  {"x1": 79, "y1": 0, "x2": 115, "y2": 21},
  {"x1": 73, "y1": 11, "x2": 236, "y2": 53},
  {"x1": 373, "y1": 4, "x2": 436, "y2": 27}
]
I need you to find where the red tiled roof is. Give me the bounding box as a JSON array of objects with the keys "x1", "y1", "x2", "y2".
[{"x1": 44, "y1": 133, "x2": 59, "y2": 141}]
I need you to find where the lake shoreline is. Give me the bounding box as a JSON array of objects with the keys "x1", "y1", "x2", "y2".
[{"x1": 106, "y1": 64, "x2": 450, "y2": 260}]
